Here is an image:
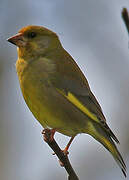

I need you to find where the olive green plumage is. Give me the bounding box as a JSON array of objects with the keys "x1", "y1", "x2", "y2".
[{"x1": 8, "y1": 25, "x2": 126, "y2": 177}]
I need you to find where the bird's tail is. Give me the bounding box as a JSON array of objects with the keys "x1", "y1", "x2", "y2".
[{"x1": 86, "y1": 121, "x2": 126, "y2": 177}]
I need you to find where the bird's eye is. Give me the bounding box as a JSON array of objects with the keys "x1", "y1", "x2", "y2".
[{"x1": 28, "y1": 32, "x2": 37, "y2": 38}]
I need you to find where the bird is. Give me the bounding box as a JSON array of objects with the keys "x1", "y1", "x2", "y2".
[{"x1": 7, "y1": 25, "x2": 126, "y2": 177}]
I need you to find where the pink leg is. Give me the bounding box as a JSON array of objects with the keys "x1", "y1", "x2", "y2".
[{"x1": 63, "y1": 136, "x2": 75, "y2": 155}]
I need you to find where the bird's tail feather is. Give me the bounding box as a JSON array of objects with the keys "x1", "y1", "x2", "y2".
[{"x1": 86, "y1": 122, "x2": 126, "y2": 177}]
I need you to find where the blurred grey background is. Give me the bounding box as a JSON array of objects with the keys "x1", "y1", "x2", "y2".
[{"x1": 0, "y1": 0, "x2": 129, "y2": 180}]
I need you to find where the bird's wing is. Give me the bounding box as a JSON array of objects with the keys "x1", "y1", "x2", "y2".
[
  {"x1": 55, "y1": 75, "x2": 106, "y2": 124},
  {"x1": 51, "y1": 50, "x2": 119, "y2": 143},
  {"x1": 51, "y1": 50, "x2": 105, "y2": 124},
  {"x1": 54, "y1": 76, "x2": 119, "y2": 143}
]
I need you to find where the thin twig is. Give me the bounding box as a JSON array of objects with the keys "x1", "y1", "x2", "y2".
[
  {"x1": 42, "y1": 129, "x2": 79, "y2": 180},
  {"x1": 122, "y1": 8, "x2": 129, "y2": 34}
]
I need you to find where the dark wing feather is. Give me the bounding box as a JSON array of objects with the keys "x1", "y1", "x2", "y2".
[{"x1": 50, "y1": 48, "x2": 119, "y2": 143}]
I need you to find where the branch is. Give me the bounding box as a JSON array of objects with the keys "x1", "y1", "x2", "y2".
[
  {"x1": 122, "y1": 8, "x2": 129, "y2": 34},
  {"x1": 42, "y1": 129, "x2": 79, "y2": 180}
]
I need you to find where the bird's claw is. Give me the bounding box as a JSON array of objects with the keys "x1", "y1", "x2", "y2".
[
  {"x1": 62, "y1": 149, "x2": 69, "y2": 155},
  {"x1": 52, "y1": 149, "x2": 69, "y2": 156},
  {"x1": 42, "y1": 128, "x2": 54, "y2": 142}
]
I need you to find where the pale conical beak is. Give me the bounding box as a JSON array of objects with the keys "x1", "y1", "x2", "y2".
[{"x1": 7, "y1": 33, "x2": 26, "y2": 47}]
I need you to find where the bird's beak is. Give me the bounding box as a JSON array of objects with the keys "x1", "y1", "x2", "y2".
[{"x1": 7, "y1": 33, "x2": 26, "y2": 47}]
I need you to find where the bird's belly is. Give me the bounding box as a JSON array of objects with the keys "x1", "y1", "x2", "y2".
[{"x1": 19, "y1": 72, "x2": 88, "y2": 136}]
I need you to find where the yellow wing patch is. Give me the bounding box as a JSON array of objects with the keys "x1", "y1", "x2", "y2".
[{"x1": 57, "y1": 88, "x2": 99, "y2": 123}]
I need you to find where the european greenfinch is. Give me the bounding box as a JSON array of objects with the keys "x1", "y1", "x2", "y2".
[{"x1": 8, "y1": 25, "x2": 126, "y2": 177}]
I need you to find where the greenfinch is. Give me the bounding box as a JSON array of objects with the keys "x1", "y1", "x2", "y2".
[{"x1": 8, "y1": 25, "x2": 126, "y2": 177}]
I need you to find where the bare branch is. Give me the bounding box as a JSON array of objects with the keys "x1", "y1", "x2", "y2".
[
  {"x1": 42, "y1": 129, "x2": 79, "y2": 180},
  {"x1": 122, "y1": 8, "x2": 129, "y2": 34}
]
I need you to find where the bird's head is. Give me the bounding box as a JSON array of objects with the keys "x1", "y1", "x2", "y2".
[{"x1": 7, "y1": 25, "x2": 61, "y2": 59}]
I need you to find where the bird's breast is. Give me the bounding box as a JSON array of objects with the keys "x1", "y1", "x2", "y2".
[
  {"x1": 16, "y1": 57, "x2": 57, "y2": 98},
  {"x1": 16, "y1": 58, "x2": 58, "y2": 127}
]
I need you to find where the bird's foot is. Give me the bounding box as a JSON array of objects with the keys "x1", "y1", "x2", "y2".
[
  {"x1": 62, "y1": 148, "x2": 69, "y2": 155},
  {"x1": 52, "y1": 149, "x2": 69, "y2": 156},
  {"x1": 42, "y1": 128, "x2": 56, "y2": 142}
]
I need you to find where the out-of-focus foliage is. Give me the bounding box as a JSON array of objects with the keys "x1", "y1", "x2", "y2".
[{"x1": 0, "y1": 1, "x2": 129, "y2": 180}]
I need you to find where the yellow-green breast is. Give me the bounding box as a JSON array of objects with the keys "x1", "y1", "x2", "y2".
[{"x1": 16, "y1": 57, "x2": 88, "y2": 136}]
